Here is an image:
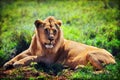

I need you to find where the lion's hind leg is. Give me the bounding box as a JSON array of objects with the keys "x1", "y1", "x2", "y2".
[
  {"x1": 87, "y1": 49, "x2": 116, "y2": 70},
  {"x1": 87, "y1": 53, "x2": 103, "y2": 70}
]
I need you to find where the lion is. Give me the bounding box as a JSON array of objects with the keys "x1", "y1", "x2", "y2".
[{"x1": 3, "y1": 16, "x2": 116, "y2": 71}]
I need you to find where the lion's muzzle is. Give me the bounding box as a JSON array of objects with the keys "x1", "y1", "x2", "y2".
[{"x1": 45, "y1": 42, "x2": 54, "y2": 48}]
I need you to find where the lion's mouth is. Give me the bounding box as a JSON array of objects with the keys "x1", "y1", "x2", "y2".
[{"x1": 44, "y1": 42, "x2": 54, "y2": 49}]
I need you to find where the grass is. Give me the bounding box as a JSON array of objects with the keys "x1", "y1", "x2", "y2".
[{"x1": 0, "y1": 0, "x2": 120, "y2": 79}]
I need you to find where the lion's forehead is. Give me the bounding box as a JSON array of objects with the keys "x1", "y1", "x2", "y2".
[
  {"x1": 43, "y1": 17, "x2": 58, "y2": 28},
  {"x1": 44, "y1": 22, "x2": 56, "y2": 28}
]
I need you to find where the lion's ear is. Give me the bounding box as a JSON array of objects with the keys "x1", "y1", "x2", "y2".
[
  {"x1": 57, "y1": 20, "x2": 62, "y2": 26},
  {"x1": 34, "y1": 20, "x2": 43, "y2": 28}
]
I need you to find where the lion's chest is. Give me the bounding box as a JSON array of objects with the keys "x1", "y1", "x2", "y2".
[{"x1": 38, "y1": 54, "x2": 56, "y2": 64}]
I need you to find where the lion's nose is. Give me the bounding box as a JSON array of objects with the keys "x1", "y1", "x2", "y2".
[{"x1": 48, "y1": 36, "x2": 54, "y2": 41}]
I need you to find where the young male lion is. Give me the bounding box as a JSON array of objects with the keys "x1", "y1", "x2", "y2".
[{"x1": 3, "y1": 16, "x2": 116, "y2": 70}]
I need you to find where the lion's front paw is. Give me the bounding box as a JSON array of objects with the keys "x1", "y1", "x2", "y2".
[
  {"x1": 3, "y1": 61, "x2": 14, "y2": 70},
  {"x1": 13, "y1": 61, "x2": 24, "y2": 68}
]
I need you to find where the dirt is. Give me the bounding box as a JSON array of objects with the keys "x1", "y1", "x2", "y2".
[{"x1": 0, "y1": 65, "x2": 73, "y2": 80}]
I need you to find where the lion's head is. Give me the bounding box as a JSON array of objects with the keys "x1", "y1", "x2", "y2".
[{"x1": 34, "y1": 16, "x2": 62, "y2": 49}]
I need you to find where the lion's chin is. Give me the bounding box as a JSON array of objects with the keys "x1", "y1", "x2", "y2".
[{"x1": 45, "y1": 44, "x2": 54, "y2": 49}]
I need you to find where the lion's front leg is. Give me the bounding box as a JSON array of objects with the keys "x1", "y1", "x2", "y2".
[
  {"x1": 13, "y1": 56, "x2": 38, "y2": 68},
  {"x1": 3, "y1": 49, "x2": 31, "y2": 69}
]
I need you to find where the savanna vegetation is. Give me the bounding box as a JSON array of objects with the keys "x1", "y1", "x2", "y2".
[{"x1": 0, "y1": 0, "x2": 120, "y2": 79}]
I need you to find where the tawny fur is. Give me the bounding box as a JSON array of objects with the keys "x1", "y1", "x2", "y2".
[{"x1": 3, "y1": 16, "x2": 116, "y2": 70}]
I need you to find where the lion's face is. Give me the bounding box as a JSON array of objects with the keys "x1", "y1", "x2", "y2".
[{"x1": 34, "y1": 17, "x2": 62, "y2": 49}]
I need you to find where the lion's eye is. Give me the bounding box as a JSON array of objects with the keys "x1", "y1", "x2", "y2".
[
  {"x1": 44, "y1": 28, "x2": 49, "y2": 34},
  {"x1": 53, "y1": 29, "x2": 57, "y2": 34}
]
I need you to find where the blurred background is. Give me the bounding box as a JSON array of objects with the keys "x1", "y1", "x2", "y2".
[{"x1": 0, "y1": 0, "x2": 120, "y2": 67}]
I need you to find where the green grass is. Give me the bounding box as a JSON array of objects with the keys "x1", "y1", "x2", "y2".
[
  {"x1": 71, "y1": 61, "x2": 120, "y2": 80},
  {"x1": 0, "y1": 0, "x2": 120, "y2": 79}
]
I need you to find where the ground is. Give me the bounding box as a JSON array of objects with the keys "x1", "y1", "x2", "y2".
[
  {"x1": 0, "y1": 62, "x2": 120, "y2": 80},
  {"x1": 0, "y1": 63, "x2": 73, "y2": 80}
]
